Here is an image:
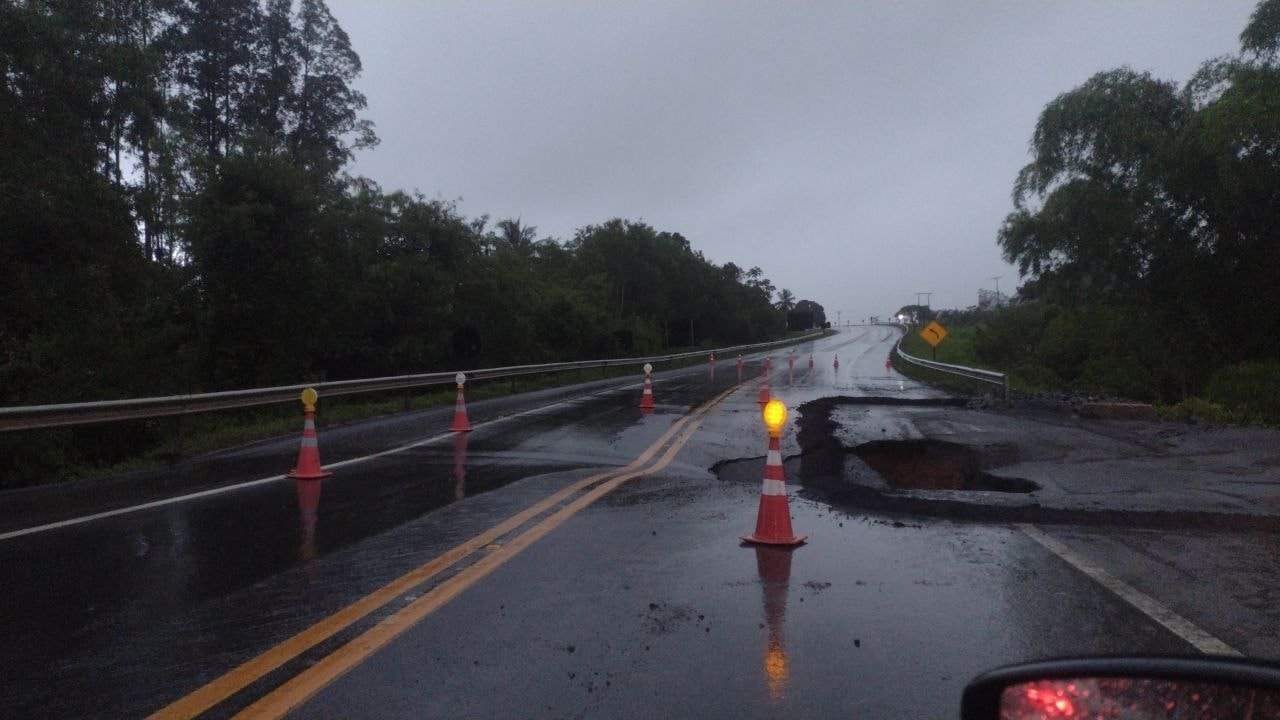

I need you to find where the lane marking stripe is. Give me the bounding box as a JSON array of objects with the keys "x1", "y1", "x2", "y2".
[
  {"x1": 1018, "y1": 524, "x2": 1242, "y2": 657},
  {"x1": 148, "y1": 382, "x2": 741, "y2": 719},
  {"x1": 233, "y1": 392, "x2": 723, "y2": 719}
]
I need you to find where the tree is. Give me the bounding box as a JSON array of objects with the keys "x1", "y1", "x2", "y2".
[
  {"x1": 290, "y1": 0, "x2": 376, "y2": 181},
  {"x1": 775, "y1": 288, "x2": 796, "y2": 312}
]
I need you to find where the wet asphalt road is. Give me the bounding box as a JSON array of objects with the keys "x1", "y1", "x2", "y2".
[{"x1": 3, "y1": 326, "x2": 1277, "y2": 718}]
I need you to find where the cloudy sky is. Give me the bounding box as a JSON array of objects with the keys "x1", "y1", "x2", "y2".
[{"x1": 328, "y1": 0, "x2": 1258, "y2": 320}]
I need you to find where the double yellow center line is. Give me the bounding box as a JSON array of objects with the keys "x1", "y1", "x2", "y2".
[{"x1": 151, "y1": 381, "x2": 743, "y2": 720}]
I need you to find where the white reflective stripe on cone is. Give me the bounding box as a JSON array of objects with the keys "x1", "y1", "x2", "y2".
[
  {"x1": 761, "y1": 479, "x2": 786, "y2": 496},
  {"x1": 301, "y1": 437, "x2": 318, "y2": 448},
  {"x1": 766, "y1": 449, "x2": 782, "y2": 466},
  {"x1": 304, "y1": 419, "x2": 315, "y2": 430}
]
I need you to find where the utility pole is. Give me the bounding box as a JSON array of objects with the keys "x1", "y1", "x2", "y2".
[{"x1": 989, "y1": 276, "x2": 1002, "y2": 305}]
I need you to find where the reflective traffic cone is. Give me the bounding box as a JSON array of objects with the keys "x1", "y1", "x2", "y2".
[
  {"x1": 885, "y1": 356, "x2": 892, "y2": 375},
  {"x1": 737, "y1": 355, "x2": 744, "y2": 383},
  {"x1": 743, "y1": 400, "x2": 805, "y2": 546},
  {"x1": 808, "y1": 354, "x2": 814, "y2": 370},
  {"x1": 833, "y1": 354, "x2": 840, "y2": 371},
  {"x1": 289, "y1": 388, "x2": 332, "y2": 480},
  {"x1": 451, "y1": 372, "x2": 472, "y2": 432},
  {"x1": 709, "y1": 352, "x2": 716, "y2": 383},
  {"x1": 640, "y1": 363, "x2": 656, "y2": 409}
]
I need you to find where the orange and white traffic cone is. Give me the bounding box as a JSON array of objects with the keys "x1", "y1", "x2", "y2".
[
  {"x1": 743, "y1": 400, "x2": 805, "y2": 546},
  {"x1": 737, "y1": 355, "x2": 744, "y2": 383},
  {"x1": 709, "y1": 352, "x2": 716, "y2": 382},
  {"x1": 833, "y1": 354, "x2": 840, "y2": 371},
  {"x1": 808, "y1": 354, "x2": 814, "y2": 370},
  {"x1": 640, "y1": 362, "x2": 656, "y2": 409},
  {"x1": 289, "y1": 388, "x2": 332, "y2": 480},
  {"x1": 451, "y1": 372, "x2": 472, "y2": 432}
]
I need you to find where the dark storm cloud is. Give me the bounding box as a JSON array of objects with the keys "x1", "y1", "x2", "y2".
[{"x1": 328, "y1": 0, "x2": 1256, "y2": 319}]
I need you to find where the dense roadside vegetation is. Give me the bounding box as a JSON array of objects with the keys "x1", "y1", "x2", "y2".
[
  {"x1": 900, "y1": 1, "x2": 1280, "y2": 424},
  {"x1": 0, "y1": 0, "x2": 820, "y2": 487}
]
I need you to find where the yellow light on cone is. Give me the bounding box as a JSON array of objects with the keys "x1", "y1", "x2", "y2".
[
  {"x1": 762, "y1": 399, "x2": 787, "y2": 434},
  {"x1": 300, "y1": 387, "x2": 318, "y2": 411}
]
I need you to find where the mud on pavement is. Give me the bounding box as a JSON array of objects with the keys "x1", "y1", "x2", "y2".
[{"x1": 713, "y1": 396, "x2": 1280, "y2": 533}]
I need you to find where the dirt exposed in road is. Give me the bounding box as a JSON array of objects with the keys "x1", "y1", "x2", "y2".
[{"x1": 713, "y1": 396, "x2": 1280, "y2": 532}]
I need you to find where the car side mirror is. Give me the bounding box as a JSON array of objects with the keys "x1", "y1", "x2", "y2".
[{"x1": 961, "y1": 657, "x2": 1280, "y2": 719}]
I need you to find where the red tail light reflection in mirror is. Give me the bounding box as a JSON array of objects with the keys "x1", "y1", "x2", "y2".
[{"x1": 1001, "y1": 677, "x2": 1280, "y2": 719}]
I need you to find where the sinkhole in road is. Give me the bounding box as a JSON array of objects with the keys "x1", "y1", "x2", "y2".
[
  {"x1": 708, "y1": 396, "x2": 1040, "y2": 498},
  {"x1": 850, "y1": 439, "x2": 1037, "y2": 493}
]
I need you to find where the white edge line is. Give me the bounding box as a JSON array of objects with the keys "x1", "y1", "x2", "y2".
[
  {"x1": 1018, "y1": 523, "x2": 1242, "y2": 656},
  {"x1": 2, "y1": 344, "x2": 821, "y2": 542},
  {"x1": 0, "y1": 386, "x2": 623, "y2": 543}
]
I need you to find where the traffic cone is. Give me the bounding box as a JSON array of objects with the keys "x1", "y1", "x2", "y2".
[
  {"x1": 757, "y1": 362, "x2": 770, "y2": 406},
  {"x1": 450, "y1": 379, "x2": 472, "y2": 432},
  {"x1": 709, "y1": 352, "x2": 716, "y2": 382},
  {"x1": 885, "y1": 356, "x2": 892, "y2": 375},
  {"x1": 808, "y1": 354, "x2": 814, "y2": 370},
  {"x1": 833, "y1": 354, "x2": 840, "y2": 371},
  {"x1": 742, "y1": 423, "x2": 805, "y2": 545},
  {"x1": 640, "y1": 364, "x2": 655, "y2": 409},
  {"x1": 289, "y1": 405, "x2": 332, "y2": 480}
]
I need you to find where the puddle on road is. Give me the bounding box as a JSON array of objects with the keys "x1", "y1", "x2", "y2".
[{"x1": 852, "y1": 439, "x2": 1037, "y2": 493}]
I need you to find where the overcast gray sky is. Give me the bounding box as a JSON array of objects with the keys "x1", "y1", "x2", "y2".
[{"x1": 328, "y1": 0, "x2": 1257, "y2": 321}]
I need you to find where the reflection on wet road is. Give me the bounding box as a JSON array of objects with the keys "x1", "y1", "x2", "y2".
[{"x1": 5, "y1": 326, "x2": 1273, "y2": 719}]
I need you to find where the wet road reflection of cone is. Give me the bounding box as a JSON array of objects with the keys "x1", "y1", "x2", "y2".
[
  {"x1": 451, "y1": 373, "x2": 472, "y2": 432},
  {"x1": 755, "y1": 545, "x2": 795, "y2": 702},
  {"x1": 452, "y1": 431, "x2": 469, "y2": 501},
  {"x1": 289, "y1": 389, "x2": 332, "y2": 480},
  {"x1": 294, "y1": 478, "x2": 322, "y2": 561},
  {"x1": 743, "y1": 400, "x2": 805, "y2": 546},
  {"x1": 757, "y1": 359, "x2": 771, "y2": 406},
  {"x1": 640, "y1": 363, "x2": 656, "y2": 409}
]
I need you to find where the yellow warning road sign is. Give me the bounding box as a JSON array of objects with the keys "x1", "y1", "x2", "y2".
[{"x1": 920, "y1": 320, "x2": 948, "y2": 348}]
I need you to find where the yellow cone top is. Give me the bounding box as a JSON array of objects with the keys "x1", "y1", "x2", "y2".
[
  {"x1": 762, "y1": 399, "x2": 787, "y2": 434},
  {"x1": 300, "y1": 387, "x2": 318, "y2": 411}
]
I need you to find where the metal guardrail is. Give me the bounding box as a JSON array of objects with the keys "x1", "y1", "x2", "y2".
[
  {"x1": 0, "y1": 331, "x2": 826, "y2": 431},
  {"x1": 893, "y1": 333, "x2": 1009, "y2": 399}
]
